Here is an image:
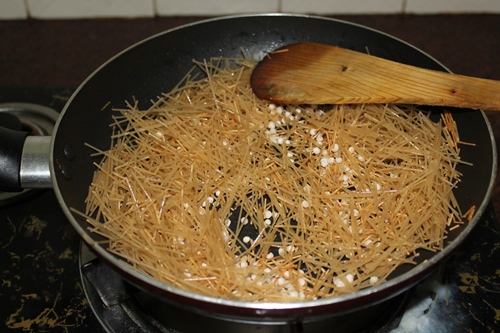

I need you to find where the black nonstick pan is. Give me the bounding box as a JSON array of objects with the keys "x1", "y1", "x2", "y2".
[{"x1": 0, "y1": 14, "x2": 496, "y2": 322}]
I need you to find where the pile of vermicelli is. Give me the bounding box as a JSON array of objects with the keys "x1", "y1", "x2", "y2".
[{"x1": 83, "y1": 57, "x2": 469, "y2": 302}]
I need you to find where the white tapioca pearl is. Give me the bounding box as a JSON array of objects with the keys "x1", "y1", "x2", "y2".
[{"x1": 333, "y1": 278, "x2": 345, "y2": 288}]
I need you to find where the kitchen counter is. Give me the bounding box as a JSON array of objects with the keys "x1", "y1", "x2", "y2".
[{"x1": 1, "y1": 14, "x2": 499, "y2": 332}]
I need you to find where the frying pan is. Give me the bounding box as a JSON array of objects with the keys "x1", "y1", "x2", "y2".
[{"x1": 0, "y1": 14, "x2": 496, "y2": 322}]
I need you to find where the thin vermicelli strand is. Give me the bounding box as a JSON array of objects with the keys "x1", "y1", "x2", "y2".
[{"x1": 83, "y1": 57, "x2": 469, "y2": 302}]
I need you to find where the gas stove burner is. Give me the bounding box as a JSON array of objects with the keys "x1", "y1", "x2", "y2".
[
  {"x1": 80, "y1": 242, "x2": 409, "y2": 333},
  {"x1": 0, "y1": 102, "x2": 59, "y2": 205}
]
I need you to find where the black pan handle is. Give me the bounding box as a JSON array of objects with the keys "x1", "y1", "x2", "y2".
[{"x1": 0, "y1": 126, "x2": 29, "y2": 192}]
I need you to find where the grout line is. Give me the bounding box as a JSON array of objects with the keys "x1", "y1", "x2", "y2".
[
  {"x1": 23, "y1": 0, "x2": 31, "y2": 19},
  {"x1": 152, "y1": 0, "x2": 158, "y2": 17},
  {"x1": 401, "y1": 0, "x2": 408, "y2": 14}
]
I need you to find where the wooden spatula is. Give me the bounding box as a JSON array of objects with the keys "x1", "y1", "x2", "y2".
[{"x1": 250, "y1": 42, "x2": 500, "y2": 111}]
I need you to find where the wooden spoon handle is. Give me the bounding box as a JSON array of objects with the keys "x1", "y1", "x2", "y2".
[{"x1": 251, "y1": 43, "x2": 500, "y2": 110}]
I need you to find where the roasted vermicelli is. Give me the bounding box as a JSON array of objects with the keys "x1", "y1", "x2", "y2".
[{"x1": 83, "y1": 57, "x2": 468, "y2": 302}]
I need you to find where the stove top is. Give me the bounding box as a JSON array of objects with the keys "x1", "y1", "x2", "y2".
[{"x1": 1, "y1": 86, "x2": 499, "y2": 332}]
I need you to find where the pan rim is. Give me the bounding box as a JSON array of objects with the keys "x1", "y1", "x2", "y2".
[{"x1": 50, "y1": 13, "x2": 498, "y2": 314}]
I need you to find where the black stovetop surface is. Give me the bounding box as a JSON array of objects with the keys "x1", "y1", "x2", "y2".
[{"x1": 1, "y1": 86, "x2": 499, "y2": 332}]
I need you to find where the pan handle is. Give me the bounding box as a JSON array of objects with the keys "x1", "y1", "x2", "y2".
[
  {"x1": 0, "y1": 126, "x2": 52, "y2": 191},
  {"x1": 0, "y1": 126, "x2": 29, "y2": 191}
]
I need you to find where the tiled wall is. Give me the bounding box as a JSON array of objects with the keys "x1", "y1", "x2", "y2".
[{"x1": 1, "y1": 0, "x2": 500, "y2": 19}]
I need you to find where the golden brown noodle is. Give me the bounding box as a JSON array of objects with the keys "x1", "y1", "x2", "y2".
[{"x1": 84, "y1": 57, "x2": 467, "y2": 302}]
